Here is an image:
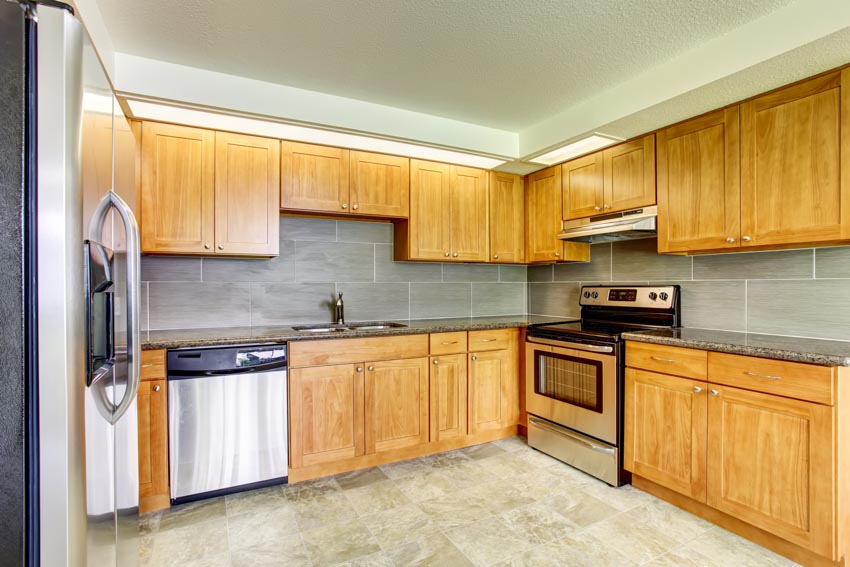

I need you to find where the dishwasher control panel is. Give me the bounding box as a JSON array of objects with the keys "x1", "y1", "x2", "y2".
[{"x1": 237, "y1": 347, "x2": 287, "y2": 368}]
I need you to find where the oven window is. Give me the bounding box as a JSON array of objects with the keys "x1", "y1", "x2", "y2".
[{"x1": 534, "y1": 350, "x2": 603, "y2": 413}]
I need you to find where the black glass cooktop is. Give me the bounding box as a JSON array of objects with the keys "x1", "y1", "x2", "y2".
[{"x1": 528, "y1": 319, "x2": 667, "y2": 341}]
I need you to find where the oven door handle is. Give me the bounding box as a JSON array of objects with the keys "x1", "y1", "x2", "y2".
[
  {"x1": 527, "y1": 337, "x2": 613, "y2": 353},
  {"x1": 529, "y1": 417, "x2": 615, "y2": 455}
]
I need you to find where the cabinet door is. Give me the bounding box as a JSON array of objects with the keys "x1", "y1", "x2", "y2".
[
  {"x1": 365, "y1": 357, "x2": 430, "y2": 453},
  {"x1": 430, "y1": 354, "x2": 468, "y2": 442},
  {"x1": 289, "y1": 364, "x2": 365, "y2": 468},
  {"x1": 657, "y1": 107, "x2": 741, "y2": 253},
  {"x1": 624, "y1": 368, "x2": 707, "y2": 502},
  {"x1": 140, "y1": 122, "x2": 215, "y2": 253},
  {"x1": 350, "y1": 151, "x2": 410, "y2": 217},
  {"x1": 525, "y1": 165, "x2": 565, "y2": 263},
  {"x1": 562, "y1": 152, "x2": 604, "y2": 220},
  {"x1": 707, "y1": 385, "x2": 834, "y2": 557},
  {"x1": 280, "y1": 141, "x2": 350, "y2": 214},
  {"x1": 741, "y1": 70, "x2": 848, "y2": 247},
  {"x1": 214, "y1": 132, "x2": 280, "y2": 256},
  {"x1": 488, "y1": 172, "x2": 525, "y2": 263},
  {"x1": 138, "y1": 379, "x2": 169, "y2": 513},
  {"x1": 449, "y1": 165, "x2": 489, "y2": 262},
  {"x1": 469, "y1": 346, "x2": 519, "y2": 434},
  {"x1": 603, "y1": 134, "x2": 656, "y2": 213},
  {"x1": 407, "y1": 160, "x2": 452, "y2": 260}
]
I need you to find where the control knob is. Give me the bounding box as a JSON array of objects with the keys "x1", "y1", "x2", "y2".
[
  {"x1": 583, "y1": 291, "x2": 591, "y2": 299},
  {"x1": 659, "y1": 292, "x2": 669, "y2": 301},
  {"x1": 591, "y1": 291, "x2": 599, "y2": 299},
  {"x1": 648, "y1": 292, "x2": 658, "y2": 301}
]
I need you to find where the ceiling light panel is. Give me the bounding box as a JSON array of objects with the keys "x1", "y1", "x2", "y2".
[
  {"x1": 529, "y1": 134, "x2": 623, "y2": 165},
  {"x1": 125, "y1": 100, "x2": 506, "y2": 170}
]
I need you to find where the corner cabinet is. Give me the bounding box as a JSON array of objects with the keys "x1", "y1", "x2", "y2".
[
  {"x1": 140, "y1": 122, "x2": 280, "y2": 256},
  {"x1": 526, "y1": 165, "x2": 590, "y2": 264}
]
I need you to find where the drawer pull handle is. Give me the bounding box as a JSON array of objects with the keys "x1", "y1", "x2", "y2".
[
  {"x1": 745, "y1": 371, "x2": 781, "y2": 380},
  {"x1": 441, "y1": 341, "x2": 458, "y2": 345},
  {"x1": 650, "y1": 356, "x2": 677, "y2": 363},
  {"x1": 481, "y1": 338, "x2": 497, "y2": 342},
  {"x1": 142, "y1": 363, "x2": 155, "y2": 368}
]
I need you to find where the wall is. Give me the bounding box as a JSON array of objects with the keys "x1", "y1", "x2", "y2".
[
  {"x1": 528, "y1": 238, "x2": 850, "y2": 342},
  {"x1": 141, "y1": 217, "x2": 527, "y2": 330}
]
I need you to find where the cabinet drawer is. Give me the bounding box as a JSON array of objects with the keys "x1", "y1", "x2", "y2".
[
  {"x1": 290, "y1": 334, "x2": 429, "y2": 367},
  {"x1": 468, "y1": 329, "x2": 513, "y2": 352},
  {"x1": 708, "y1": 352, "x2": 835, "y2": 405},
  {"x1": 141, "y1": 349, "x2": 166, "y2": 381},
  {"x1": 626, "y1": 342, "x2": 707, "y2": 380},
  {"x1": 430, "y1": 332, "x2": 467, "y2": 355}
]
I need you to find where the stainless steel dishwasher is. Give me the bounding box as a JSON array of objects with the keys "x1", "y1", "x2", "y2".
[{"x1": 167, "y1": 344, "x2": 288, "y2": 504}]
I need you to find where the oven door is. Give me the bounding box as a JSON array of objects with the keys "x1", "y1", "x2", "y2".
[{"x1": 525, "y1": 338, "x2": 617, "y2": 444}]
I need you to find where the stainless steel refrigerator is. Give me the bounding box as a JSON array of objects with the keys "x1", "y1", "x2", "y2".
[{"x1": 0, "y1": 1, "x2": 141, "y2": 565}]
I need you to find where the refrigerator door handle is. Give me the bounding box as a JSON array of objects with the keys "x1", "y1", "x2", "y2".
[{"x1": 89, "y1": 191, "x2": 141, "y2": 424}]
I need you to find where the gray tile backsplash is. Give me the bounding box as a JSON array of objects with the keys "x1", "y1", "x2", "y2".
[
  {"x1": 142, "y1": 218, "x2": 528, "y2": 330},
  {"x1": 528, "y1": 238, "x2": 850, "y2": 341}
]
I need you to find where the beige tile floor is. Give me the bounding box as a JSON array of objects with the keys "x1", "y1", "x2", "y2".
[{"x1": 139, "y1": 437, "x2": 799, "y2": 567}]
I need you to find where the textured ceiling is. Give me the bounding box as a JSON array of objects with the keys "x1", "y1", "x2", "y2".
[{"x1": 95, "y1": 0, "x2": 795, "y2": 131}]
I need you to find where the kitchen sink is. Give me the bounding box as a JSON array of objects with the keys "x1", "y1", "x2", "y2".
[
  {"x1": 347, "y1": 322, "x2": 408, "y2": 330},
  {"x1": 291, "y1": 324, "x2": 351, "y2": 333},
  {"x1": 291, "y1": 322, "x2": 408, "y2": 333}
]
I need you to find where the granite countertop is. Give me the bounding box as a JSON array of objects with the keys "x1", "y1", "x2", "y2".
[
  {"x1": 622, "y1": 328, "x2": 850, "y2": 367},
  {"x1": 141, "y1": 315, "x2": 572, "y2": 350}
]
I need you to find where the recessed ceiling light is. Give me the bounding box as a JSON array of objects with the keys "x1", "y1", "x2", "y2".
[
  {"x1": 124, "y1": 99, "x2": 507, "y2": 170},
  {"x1": 529, "y1": 133, "x2": 624, "y2": 165}
]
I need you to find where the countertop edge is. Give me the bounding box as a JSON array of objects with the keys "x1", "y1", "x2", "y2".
[{"x1": 622, "y1": 332, "x2": 850, "y2": 367}]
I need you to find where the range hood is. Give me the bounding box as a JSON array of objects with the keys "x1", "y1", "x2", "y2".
[{"x1": 558, "y1": 206, "x2": 657, "y2": 243}]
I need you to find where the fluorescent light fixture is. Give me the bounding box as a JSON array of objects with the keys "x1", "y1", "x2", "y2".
[
  {"x1": 83, "y1": 92, "x2": 114, "y2": 115},
  {"x1": 125, "y1": 100, "x2": 507, "y2": 170},
  {"x1": 530, "y1": 133, "x2": 624, "y2": 165}
]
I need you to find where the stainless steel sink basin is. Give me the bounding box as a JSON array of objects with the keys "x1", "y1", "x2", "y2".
[
  {"x1": 291, "y1": 324, "x2": 351, "y2": 333},
  {"x1": 291, "y1": 322, "x2": 408, "y2": 333},
  {"x1": 347, "y1": 322, "x2": 408, "y2": 330}
]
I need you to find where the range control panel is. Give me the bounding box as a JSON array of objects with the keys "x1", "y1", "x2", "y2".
[{"x1": 579, "y1": 286, "x2": 677, "y2": 309}]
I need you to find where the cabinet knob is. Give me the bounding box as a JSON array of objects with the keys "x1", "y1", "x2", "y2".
[
  {"x1": 471, "y1": 355, "x2": 477, "y2": 361},
  {"x1": 367, "y1": 365, "x2": 374, "y2": 371},
  {"x1": 742, "y1": 235, "x2": 752, "y2": 242},
  {"x1": 693, "y1": 386, "x2": 702, "y2": 394},
  {"x1": 444, "y1": 252, "x2": 450, "y2": 257},
  {"x1": 452, "y1": 252, "x2": 459, "y2": 257},
  {"x1": 352, "y1": 204, "x2": 359, "y2": 210},
  {"x1": 204, "y1": 244, "x2": 211, "y2": 250},
  {"x1": 341, "y1": 203, "x2": 348, "y2": 210},
  {"x1": 153, "y1": 385, "x2": 161, "y2": 392},
  {"x1": 603, "y1": 204, "x2": 611, "y2": 209},
  {"x1": 594, "y1": 206, "x2": 602, "y2": 211},
  {"x1": 218, "y1": 245, "x2": 224, "y2": 250},
  {"x1": 554, "y1": 252, "x2": 561, "y2": 258},
  {"x1": 493, "y1": 254, "x2": 499, "y2": 260},
  {"x1": 726, "y1": 237, "x2": 736, "y2": 244},
  {"x1": 433, "y1": 359, "x2": 439, "y2": 365},
  {"x1": 710, "y1": 389, "x2": 719, "y2": 397},
  {"x1": 356, "y1": 367, "x2": 363, "y2": 373}
]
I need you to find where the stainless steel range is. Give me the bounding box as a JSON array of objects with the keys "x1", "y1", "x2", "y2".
[{"x1": 525, "y1": 285, "x2": 680, "y2": 486}]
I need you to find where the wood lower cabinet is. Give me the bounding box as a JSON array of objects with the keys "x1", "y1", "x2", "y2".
[
  {"x1": 289, "y1": 364, "x2": 365, "y2": 468},
  {"x1": 430, "y1": 354, "x2": 468, "y2": 441},
  {"x1": 214, "y1": 132, "x2": 280, "y2": 256},
  {"x1": 469, "y1": 345, "x2": 519, "y2": 434},
  {"x1": 365, "y1": 357, "x2": 429, "y2": 453},
  {"x1": 488, "y1": 172, "x2": 525, "y2": 263},
  {"x1": 140, "y1": 122, "x2": 215, "y2": 254},
  {"x1": 280, "y1": 141, "x2": 350, "y2": 214},
  {"x1": 139, "y1": 350, "x2": 169, "y2": 513},
  {"x1": 706, "y1": 385, "x2": 834, "y2": 557},
  {"x1": 624, "y1": 368, "x2": 707, "y2": 502},
  {"x1": 349, "y1": 151, "x2": 410, "y2": 217},
  {"x1": 526, "y1": 165, "x2": 590, "y2": 263}
]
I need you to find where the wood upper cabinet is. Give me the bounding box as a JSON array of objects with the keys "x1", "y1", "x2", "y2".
[
  {"x1": 740, "y1": 70, "x2": 849, "y2": 247},
  {"x1": 562, "y1": 152, "x2": 604, "y2": 220},
  {"x1": 706, "y1": 385, "x2": 834, "y2": 557},
  {"x1": 400, "y1": 160, "x2": 487, "y2": 262},
  {"x1": 624, "y1": 368, "x2": 707, "y2": 502},
  {"x1": 602, "y1": 134, "x2": 656, "y2": 214},
  {"x1": 140, "y1": 122, "x2": 215, "y2": 254},
  {"x1": 281, "y1": 141, "x2": 349, "y2": 214},
  {"x1": 214, "y1": 132, "x2": 280, "y2": 256},
  {"x1": 488, "y1": 172, "x2": 525, "y2": 263},
  {"x1": 449, "y1": 165, "x2": 489, "y2": 262},
  {"x1": 469, "y1": 332, "x2": 519, "y2": 434},
  {"x1": 657, "y1": 107, "x2": 741, "y2": 253},
  {"x1": 350, "y1": 151, "x2": 410, "y2": 217},
  {"x1": 365, "y1": 357, "x2": 429, "y2": 453},
  {"x1": 289, "y1": 364, "x2": 365, "y2": 468},
  {"x1": 430, "y1": 354, "x2": 468, "y2": 442},
  {"x1": 526, "y1": 166, "x2": 590, "y2": 263}
]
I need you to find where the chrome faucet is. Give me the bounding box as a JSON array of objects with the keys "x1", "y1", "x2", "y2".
[{"x1": 334, "y1": 292, "x2": 345, "y2": 325}]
